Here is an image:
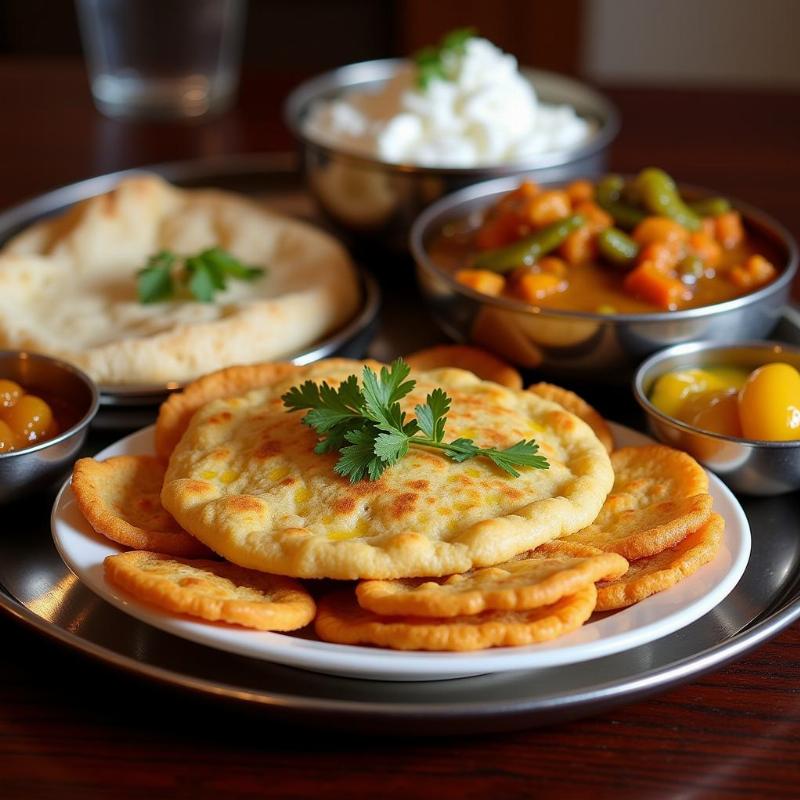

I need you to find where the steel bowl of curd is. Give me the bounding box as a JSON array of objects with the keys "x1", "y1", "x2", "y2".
[{"x1": 285, "y1": 34, "x2": 618, "y2": 252}]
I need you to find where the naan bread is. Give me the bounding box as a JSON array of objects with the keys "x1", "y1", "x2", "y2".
[
  {"x1": 161, "y1": 360, "x2": 614, "y2": 580},
  {"x1": 0, "y1": 175, "x2": 360, "y2": 385}
]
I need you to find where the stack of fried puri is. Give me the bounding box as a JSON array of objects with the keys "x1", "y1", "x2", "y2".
[{"x1": 71, "y1": 346, "x2": 724, "y2": 651}]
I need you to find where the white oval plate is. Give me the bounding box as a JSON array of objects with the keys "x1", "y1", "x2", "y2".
[{"x1": 51, "y1": 422, "x2": 750, "y2": 682}]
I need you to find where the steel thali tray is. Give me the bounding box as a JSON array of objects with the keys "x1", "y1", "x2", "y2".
[{"x1": 1, "y1": 156, "x2": 800, "y2": 734}]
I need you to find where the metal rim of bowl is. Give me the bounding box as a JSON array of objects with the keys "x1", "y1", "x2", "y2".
[
  {"x1": 284, "y1": 58, "x2": 621, "y2": 176},
  {"x1": 633, "y1": 338, "x2": 800, "y2": 449},
  {"x1": 0, "y1": 350, "x2": 99, "y2": 460},
  {"x1": 409, "y1": 173, "x2": 800, "y2": 324},
  {"x1": 96, "y1": 269, "x2": 381, "y2": 402}
]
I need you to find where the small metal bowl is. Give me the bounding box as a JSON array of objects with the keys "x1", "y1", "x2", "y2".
[
  {"x1": 0, "y1": 351, "x2": 98, "y2": 502},
  {"x1": 410, "y1": 174, "x2": 799, "y2": 381},
  {"x1": 634, "y1": 340, "x2": 800, "y2": 495},
  {"x1": 285, "y1": 58, "x2": 619, "y2": 252}
]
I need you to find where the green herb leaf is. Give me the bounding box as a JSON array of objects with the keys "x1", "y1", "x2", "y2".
[
  {"x1": 186, "y1": 260, "x2": 217, "y2": 303},
  {"x1": 361, "y1": 360, "x2": 415, "y2": 434},
  {"x1": 136, "y1": 251, "x2": 176, "y2": 303},
  {"x1": 201, "y1": 247, "x2": 265, "y2": 281},
  {"x1": 373, "y1": 430, "x2": 410, "y2": 465},
  {"x1": 414, "y1": 387, "x2": 450, "y2": 442},
  {"x1": 136, "y1": 247, "x2": 266, "y2": 305},
  {"x1": 441, "y1": 26, "x2": 476, "y2": 54},
  {"x1": 282, "y1": 358, "x2": 549, "y2": 482},
  {"x1": 334, "y1": 426, "x2": 387, "y2": 483},
  {"x1": 282, "y1": 379, "x2": 323, "y2": 412},
  {"x1": 481, "y1": 440, "x2": 549, "y2": 478},
  {"x1": 412, "y1": 27, "x2": 477, "y2": 89},
  {"x1": 439, "y1": 437, "x2": 480, "y2": 462}
]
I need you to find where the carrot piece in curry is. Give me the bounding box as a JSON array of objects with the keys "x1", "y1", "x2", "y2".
[
  {"x1": 715, "y1": 211, "x2": 745, "y2": 249},
  {"x1": 727, "y1": 254, "x2": 777, "y2": 290},
  {"x1": 632, "y1": 216, "x2": 689, "y2": 247},
  {"x1": 565, "y1": 179, "x2": 594, "y2": 205},
  {"x1": 559, "y1": 225, "x2": 596, "y2": 265},
  {"x1": 623, "y1": 262, "x2": 689, "y2": 310},
  {"x1": 455, "y1": 269, "x2": 506, "y2": 296},
  {"x1": 514, "y1": 272, "x2": 565, "y2": 303},
  {"x1": 524, "y1": 190, "x2": 572, "y2": 228}
]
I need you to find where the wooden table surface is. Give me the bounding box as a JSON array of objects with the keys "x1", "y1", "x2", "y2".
[{"x1": 1, "y1": 59, "x2": 800, "y2": 800}]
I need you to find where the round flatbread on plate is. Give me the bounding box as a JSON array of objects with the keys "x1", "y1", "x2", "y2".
[
  {"x1": 51, "y1": 422, "x2": 750, "y2": 681},
  {"x1": 160, "y1": 360, "x2": 615, "y2": 580}
]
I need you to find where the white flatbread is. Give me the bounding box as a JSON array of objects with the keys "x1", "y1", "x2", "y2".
[{"x1": 0, "y1": 175, "x2": 360, "y2": 385}]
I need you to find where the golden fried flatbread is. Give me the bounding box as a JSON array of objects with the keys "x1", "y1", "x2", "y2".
[
  {"x1": 0, "y1": 174, "x2": 360, "y2": 386},
  {"x1": 356, "y1": 551, "x2": 627, "y2": 617},
  {"x1": 595, "y1": 514, "x2": 724, "y2": 611},
  {"x1": 561, "y1": 445, "x2": 712, "y2": 560},
  {"x1": 600, "y1": 445, "x2": 709, "y2": 511},
  {"x1": 564, "y1": 494, "x2": 713, "y2": 561},
  {"x1": 315, "y1": 585, "x2": 597, "y2": 651},
  {"x1": 161, "y1": 360, "x2": 614, "y2": 580},
  {"x1": 533, "y1": 540, "x2": 605, "y2": 558},
  {"x1": 526, "y1": 383, "x2": 613, "y2": 453},
  {"x1": 405, "y1": 345, "x2": 523, "y2": 390},
  {"x1": 73, "y1": 455, "x2": 210, "y2": 557},
  {"x1": 154, "y1": 361, "x2": 301, "y2": 460},
  {"x1": 104, "y1": 550, "x2": 316, "y2": 631}
]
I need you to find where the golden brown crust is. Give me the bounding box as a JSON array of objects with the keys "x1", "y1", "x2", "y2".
[
  {"x1": 154, "y1": 361, "x2": 301, "y2": 460},
  {"x1": 526, "y1": 383, "x2": 613, "y2": 453},
  {"x1": 564, "y1": 493, "x2": 713, "y2": 561},
  {"x1": 405, "y1": 345, "x2": 523, "y2": 390},
  {"x1": 72, "y1": 456, "x2": 211, "y2": 557},
  {"x1": 314, "y1": 585, "x2": 597, "y2": 651},
  {"x1": 355, "y1": 551, "x2": 626, "y2": 617},
  {"x1": 604, "y1": 445, "x2": 709, "y2": 506},
  {"x1": 161, "y1": 360, "x2": 614, "y2": 580},
  {"x1": 595, "y1": 514, "x2": 724, "y2": 611},
  {"x1": 560, "y1": 445, "x2": 713, "y2": 560},
  {"x1": 104, "y1": 550, "x2": 316, "y2": 631}
]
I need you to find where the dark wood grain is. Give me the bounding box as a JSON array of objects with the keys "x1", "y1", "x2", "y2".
[{"x1": 1, "y1": 58, "x2": 800, "y2": 800}]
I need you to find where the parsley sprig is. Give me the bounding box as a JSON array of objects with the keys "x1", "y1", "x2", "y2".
[
  {"x1": 413, "y1": 27, "x2": 476, "y2": 89},
  {"x1": 137, "y1": 247, "x2": 265, "y2": 304},
  {"x1": 282, "y1": 358, "x2": 549, "y2": 482}
]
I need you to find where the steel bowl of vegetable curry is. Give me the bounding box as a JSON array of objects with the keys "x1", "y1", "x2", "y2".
[{"x1": 410, "y1": 168, "x2": 798, "y2": 381}]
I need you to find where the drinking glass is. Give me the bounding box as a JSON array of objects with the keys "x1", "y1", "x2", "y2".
[{"x1": 76, "y1": 0, "x2": 247, "y2": 120}]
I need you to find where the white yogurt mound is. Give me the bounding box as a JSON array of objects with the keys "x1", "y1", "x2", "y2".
[{"x1": 304, "y1": 37, "x2": 593, "y2": 168}]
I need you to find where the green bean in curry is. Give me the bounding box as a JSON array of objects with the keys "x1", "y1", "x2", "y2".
[{"x1": 429, "y1": 168, "x2": 781, "y2": 313}]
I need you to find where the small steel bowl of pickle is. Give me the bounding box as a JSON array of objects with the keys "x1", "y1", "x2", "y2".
[
  {"x1": 634, "y1": 340, "x2": 800, "y2": 495},
  {"x1": 410, "y1": 167, "x2": 798, "y2": 380},
  {"x1": 0, "y1": 351, "x2": 99, "y2": 503}
]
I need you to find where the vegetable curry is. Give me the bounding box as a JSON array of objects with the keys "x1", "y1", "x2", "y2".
[{"x1": 429, "y1": 168, "x2": 782, "y2": 314}]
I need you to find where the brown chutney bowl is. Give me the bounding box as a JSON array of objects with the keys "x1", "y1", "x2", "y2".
[
  {"x1": 409, "y1": 174, "x2": 799, "y2": 382},
  {"x1": 0, "y1": 351, "x2": 98, "y2": 503}
]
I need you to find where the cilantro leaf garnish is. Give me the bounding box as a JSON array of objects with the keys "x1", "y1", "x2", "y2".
[
  {"x1": 282, "y1": 358, "x2": 549, "y2": 482},
  {"x1": 412, "y1": 27, "x2": 477, "y2": 89},
  {"x1": 136, "y1": 246, "x2": 266, "y2": 304},
  {"x1": 137, "y1": 251, "x2": 177, "y2": 303}
]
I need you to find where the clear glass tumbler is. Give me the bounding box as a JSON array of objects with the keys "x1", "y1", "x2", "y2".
[{"x1": 76, "y1": 0, "x2": 247, "y2": 120}]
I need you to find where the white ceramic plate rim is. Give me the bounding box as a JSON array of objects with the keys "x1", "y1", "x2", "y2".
[{"x1": 51, "y1": 422, "x2": 750, "y2": 681}]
